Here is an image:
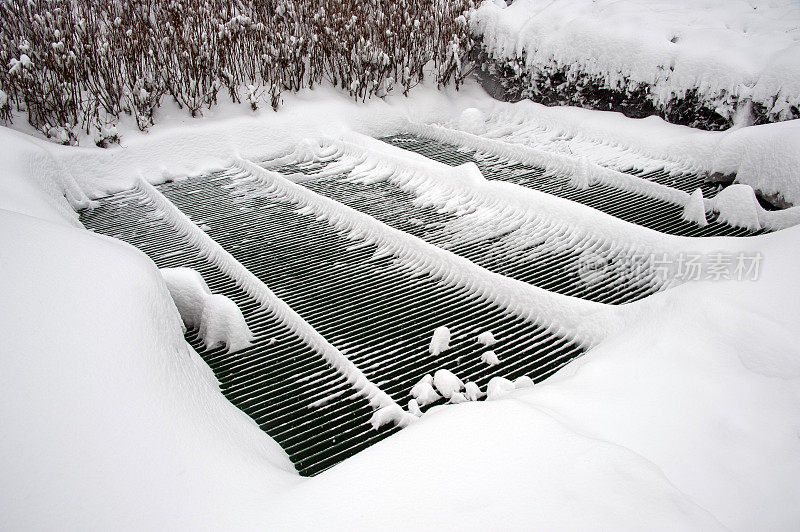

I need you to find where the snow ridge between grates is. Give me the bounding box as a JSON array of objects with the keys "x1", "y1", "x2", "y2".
[
  {"x1": 403, "y1": 122, "x2": 800, "y2": 232},
  {"x1": 233, "y1": 158, "x2": 612, "y2": 348}
]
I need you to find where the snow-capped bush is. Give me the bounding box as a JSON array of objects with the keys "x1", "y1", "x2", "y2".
[
  {"x1": 0, "y1": 0, "x2": 475, "y2": 144},
  {"x1": 471, "y1": 0, "x2": 800, "y2": 130}
]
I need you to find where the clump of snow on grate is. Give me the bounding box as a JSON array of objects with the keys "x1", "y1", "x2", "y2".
[
  {"x1": 481, "y1": 350, "x2": 500, "y2": 366},
  {"x1": 428, "y1": 325, "x2": 451, "y2": 356},
  {"x1": 682, "y1": 188, "x2": 708, "y2": 227},
  {"x1": 711, "y1": 184, "x2": 761, "y2": 231},
  {"x1": 476, "y1": 330, "x2": 496, "y2": 346},
  {"x1": 464, "y1": 381, "x2": 484, "y2": 401},
  {"x1": 457, "y1": 107, "x2": 486, "y2": 135},
  {"x1": 199, "y1": 294, "x2": 254, "y2": 353},
  {"x1": 408, "y1": 399, "x2": 423, "y2": 417},
  {"x1": 433, "y1": 369, "x2": 464, "y2": 399},
  {"x1": 449, "y1": 392, "x2": 468, "y2": 404},
  {"x1": 160, "y1": 267, "x2": 212, "y2": 329},
  {"x1": 486, "y1": 376, "x2": 516, "y2": 400},
  {"x1": 568, "y1": 158, "x2": 593, "y2": 190},
  {"x1": 370, "y1": 404, "x2": 411, "y2": 430},
  {"x1": 514, "y1": 376, "x2": 535, "y2": 389},
  {"x1": 411, "y1": 374, "x2": 442, "y2": 407}
]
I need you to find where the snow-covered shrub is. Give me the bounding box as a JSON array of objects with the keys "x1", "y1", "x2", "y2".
[
  {"x1": 469, "y1": 1, "x2": 800, "y2": 130},
  {"x1": 0, "y1": 0, "x2": 475, "y2": 144}
]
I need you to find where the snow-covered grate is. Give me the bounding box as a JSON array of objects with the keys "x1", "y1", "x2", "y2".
[
  {"x1": 270, "y1": 164, "x2": 660, "y2": 304},
  {"x1": 80, "y1": 188, "x2": 401, "y2": 476},
  {"x1": 380, "y1": 134, "x2": 762, "y2": 237},
  {"x1": 157, "y1": 169, "x2": 585, "y2": 408}
]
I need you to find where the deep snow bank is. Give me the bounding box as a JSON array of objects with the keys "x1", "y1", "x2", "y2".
[
  {"x1": 472, "y1": 0, "x2": 800, "y2": 128},
  {"x1": 268, "y1": 224, "x2": 800, "y2": 531},
  {"x1": 0, "y1": 210, "x2": 297, "y2": 529}
]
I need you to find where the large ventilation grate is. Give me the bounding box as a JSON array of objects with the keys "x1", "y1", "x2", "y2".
[
  {"x1": 158, "y1": 170, "x2": 585, "y2": 403},
  {"x1": 80, "y1": 164, "x2": 590, "y2": 474}
]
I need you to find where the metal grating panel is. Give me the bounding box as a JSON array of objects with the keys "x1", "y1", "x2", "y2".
[
  {"x1": 381, "y1": 134, "x2": 762, "y2": 238},
  {"x1": 158, "y1": 170, "x2": 585, "y2": 407},
  {"x1": 270, "y1": 165, "x2": 661, "y2": 305},
  {"x1": 80, "y1": 188, "x2": 400, "y2": 476}
]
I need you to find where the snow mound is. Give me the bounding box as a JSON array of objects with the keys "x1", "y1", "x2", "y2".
[
  {"x1": 160, "y1": 267, "x2": 212, "y2": 329},
  {"x1": 160, "y1": 268, "x2": 253, "y2": 353},
  {"x1": 486, "y1": 377, "x2": 516, "y2": 400},
  {"x1": 465, "y1": 381, "x2": 484, "y2": 401},
  {"x1": 476, "y1": 330, "x2": 496, "y2": 346},
  {"x1": 449, "y1": 392, "x2": 468, "y2": 404},
  {"x1": 713, "y1": 119, "x2": 800, "y2": 206},
  {"x1": 370, "y1": 404, "x2": 411, "y2": 430},
  {"x1": 682, "y1": 188, "x2": 708, "y2": 227},
  {"x1": 411, "y1": 375, "x2": 442, "y2": 407},
  {"x1": 514, "y1": 376, "x2": 535, "y2": 389},
  {"x1": 198, "y1": 294, "x2": 254, "y2": 353},
  {"x1": 433, "y1": 369, "x2": 464, "y2": 399},
  {"x1": 428, "y1": 326, "x2": 451, "y2": 356},
  {"x1": 481, "y1": 350, "x2": 501, "y2": 366},
  {"x1": 711, "y1": 184, "x2": 761, "y2": 231},
  {"x1": 457, "y1": 107, "x2": 486, "y2": 134},
  {"x1": 408, "y1": 399, "x2": 423, "y2": 417}
]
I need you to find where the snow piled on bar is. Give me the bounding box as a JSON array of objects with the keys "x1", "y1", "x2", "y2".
[
  {"x1": 2, "y1": 84, "x2": 800, "y2": 528},
  {"x1": 443, "y1": 98, "x2": 800, "y2": 208},
  {"x1": 472, "y1": 0, "x2": 800, "y2": 122}
]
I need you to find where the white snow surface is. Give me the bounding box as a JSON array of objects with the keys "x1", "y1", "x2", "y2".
[
  {"x1": 2, "y1": 84, "x2": 800, "y2": 529},
  {"x1": 473, "y1": 0, "x2": 800, "y2": 121},
  {"x1": 0, "y1": 210, "x2": 296, "y2": 530}
]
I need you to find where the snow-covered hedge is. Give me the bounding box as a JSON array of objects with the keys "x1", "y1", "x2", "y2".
[
  {"x1": 471, "y1": 0, "x2": 800, "y2": 130},
  {"x1": 0, "y1": 0, "x2": 474, "y2": 145}
]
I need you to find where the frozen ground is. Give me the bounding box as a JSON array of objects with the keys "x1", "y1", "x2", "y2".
[{"x1": 1, "y1": 83, "x2": 800, "y2": 529}]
